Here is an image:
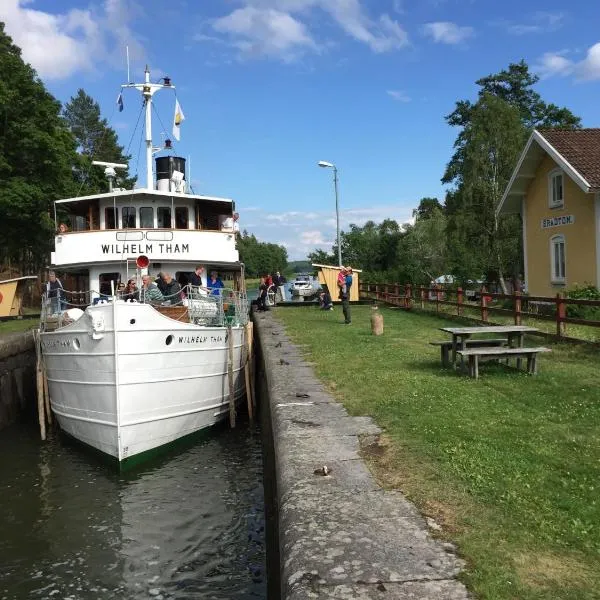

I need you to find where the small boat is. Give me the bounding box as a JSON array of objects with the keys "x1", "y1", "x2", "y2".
[
  {"x1": 289, "y1": 273, "x2": 321, "y2": 301},
  {"x1": 39, "y1": 67, "x2": 249, "y2": 465},
  {"x1": 0, "y1": 276, "x2": 37, "y2": 317}
]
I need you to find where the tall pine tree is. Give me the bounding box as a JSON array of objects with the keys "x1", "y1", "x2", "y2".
[{"x1": 63, "y1": 89, "x2": 135, "y2": 194}]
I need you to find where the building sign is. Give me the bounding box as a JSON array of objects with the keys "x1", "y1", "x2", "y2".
[
  {"x1": 541, "y1": 215, "x2": 575, "y2": 229},
  {"x1": 100, "y1": 243, "x2": 190, "y2": 254}
]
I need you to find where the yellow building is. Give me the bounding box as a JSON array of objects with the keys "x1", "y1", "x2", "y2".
[
  {"x1": 312, "y1": 264, "x2": 361, "y2": 302},
  {"x1": 498, "y1": 129, "x2": 600, "y2": 296}
]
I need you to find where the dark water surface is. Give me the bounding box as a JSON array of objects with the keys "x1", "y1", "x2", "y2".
[{"x1": 0, "y1": 422, "x2": 266, "y2": 600}]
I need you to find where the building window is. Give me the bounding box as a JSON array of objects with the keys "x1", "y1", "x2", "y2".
[
  {"x1": 122, "y1": 206, "x2": 136, "y2": 228},
  {"x1": 550, "y1": 234, "x2": 566, "y2": 283},
  {"x1": 140, "y1": 207, "x2": 154, "y2": 228},
  {"x1": 105, "y1": 207, "x2": 117, "y2": 229},
  {"x1": 548, "y1": 169, "x2": 564, "y2": 209},
  {"x1": 175, "y1": 207, "x2": 189, "y2": 229},
  {"x1": 157, "y1": 207, "x2": 172, "y2": 228}
]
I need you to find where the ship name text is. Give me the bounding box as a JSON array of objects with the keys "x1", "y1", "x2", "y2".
[{"x1": 101, "y1": 243, "x2": 190, "y2": 254}]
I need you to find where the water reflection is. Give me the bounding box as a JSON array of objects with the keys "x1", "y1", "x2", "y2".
[{"x1": 0, "y1": 422, "x2": 265, "y2": 599}]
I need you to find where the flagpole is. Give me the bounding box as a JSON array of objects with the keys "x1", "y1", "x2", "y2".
[{"x1": 126, "y1": 46, "x2": 130, "y2": 83}]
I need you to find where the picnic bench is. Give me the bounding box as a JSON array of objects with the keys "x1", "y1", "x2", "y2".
[
  {"x1": 457, "y1": 346, "x2": 552, "y2": 379},
  {"x1": 439, "y1": 325, "x2": 539, "y2": 367},
  {"x1": 429, "y1": 338, "x2": 507, "y2": 367}
]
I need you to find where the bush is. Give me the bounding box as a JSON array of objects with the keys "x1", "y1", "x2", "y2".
[{"x1": 566, "y1": 284, "x2": 600, "y2": 320}]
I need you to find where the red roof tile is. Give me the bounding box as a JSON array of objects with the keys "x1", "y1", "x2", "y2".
[{"x1": 538, "y1": 128, "x2": 600, "y2": 189}]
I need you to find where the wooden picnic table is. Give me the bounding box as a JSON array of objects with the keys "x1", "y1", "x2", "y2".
[{"x1": 439, "y1": 325, "x2": 539, "y2": 367}]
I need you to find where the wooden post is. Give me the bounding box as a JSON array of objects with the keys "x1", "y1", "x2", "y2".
[
  {"x1": 420, "y1": 286, "x2": 425, "y2": 309},
  {"x1": 481, "y1": 291, "x2": 488, "y2": 322},
  {"x1": 436, "y1": 285, "x2": 441, "y2": 313},
  {"x1": 556, "y1": 293, "x2": 566, "y2": 337},
  {"x1": 244, "y1": 322, "x2": 254, "y2": 425},
  {"x1": 457, "y1": 287, "x2": 463, "y2": 317},
  {"x1": 395, "y1": 283, "x2": 400, "y2": 306},
  {"x1": 405, "y1": 283, "x2": 412, "y2": 309},
  {"x1": 227, "y1": 326, "x2": 236, "y2": 428},
  {"x1": 514, "y1": 291, "x2": 522, "y2": 326},
  {"x1": 33, "y1": 330, "x2": 46, "y2": 441},
  {"x1": 42, "y1": 362, "x2": 52, "y2": 426}
]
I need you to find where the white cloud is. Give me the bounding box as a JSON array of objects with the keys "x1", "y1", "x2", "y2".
[
  {"x1": 0, "y1": 0, "x2": 145, "y2": 80},
  {"x1": 534, "y1": 42, "x2": 600, "y2": 81},
  {"x1": 212, "y1": 6, "x2": 317, "y2": 62},
  {"x1": 422, "y1": 21, "x2": 474, "y2": 44},
  {"x1": 535, "y1": 51, "x2": 574, "y2": 79},
  {"x1": 205, "y1": 0, "x2": 409, "y2": 61},
  {"x1": 577, "y1": 42, "x2": 600, "y2": 81},
  {"x1": 387, "y1": 89, "x2": 410, "y2": 102},
  {"x1": 506, "y1": 11, "x2": 565, "y2": 35}
]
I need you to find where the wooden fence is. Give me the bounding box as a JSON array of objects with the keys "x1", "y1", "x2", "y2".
[{"x1": 359, "y1": 283, "x2": 600, "y2": 340}]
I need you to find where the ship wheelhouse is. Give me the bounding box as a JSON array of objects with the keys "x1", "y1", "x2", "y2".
[{"x1": 52, "y1": 188, "x2": 241, "y2": 300}]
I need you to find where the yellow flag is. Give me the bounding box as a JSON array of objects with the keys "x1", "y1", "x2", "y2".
[{"x1": 172, "y1": 98, "x2": 185, "y2": 141}]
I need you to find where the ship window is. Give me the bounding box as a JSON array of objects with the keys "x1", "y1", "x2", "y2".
[
  {"x1": 105, "y1": 207, "x2": 117, "y2": 229},
  {"x1": 140, "y1": 207, "x2": 154, "y2": 228},
  {"x1": 99, "y1": 272, "x2": 120, "y2": 296},
  {"x1": 175, "y1": 207, "x2": 188, "y2": 229},
  {"x1": 122, "y1": 206, "x2": 136, "y2": 228},
  {"x1": 157, "y1": 207, "x2": 171, "y2": 228}
]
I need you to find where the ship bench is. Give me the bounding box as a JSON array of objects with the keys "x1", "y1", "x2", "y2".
[
  {"x1": 456, "y1": 346, "x2": 551, "y2": 379},
  {"x1": 429, "y1": 338, "x2": 507, "y2": 367}
]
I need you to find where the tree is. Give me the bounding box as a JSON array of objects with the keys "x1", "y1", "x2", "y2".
[
  {"x1": 442, "y1": 61, "x2": 581, "y2": 289},
  {"x1": 63, "y1": 89, "x2": 134, "y2": 193},
  {"x1": 237, "y1": 232, "x2": 288, "y2": 277},
  {"x1": 412, "y1": 197, "x2": 443, "y2": 221},
  {"x1": 0, "y1": 23, "x2": 78, "y2": 272}
]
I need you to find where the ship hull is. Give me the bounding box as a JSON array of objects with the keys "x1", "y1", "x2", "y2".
[{"x1": 41, "y1": 302, "x2": 246, "y2": 461}]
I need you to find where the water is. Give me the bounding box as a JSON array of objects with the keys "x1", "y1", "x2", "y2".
[{"x1": 0, "y1": 421, "x2": 266, "y2": 600}]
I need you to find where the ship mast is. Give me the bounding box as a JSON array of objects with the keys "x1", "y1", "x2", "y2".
[{"x1": 121, "y1": 66, "x2": 173, "y2": 190}]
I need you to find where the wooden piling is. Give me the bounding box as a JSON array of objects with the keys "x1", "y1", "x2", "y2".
[
  {"x1": 244, "y1": 322, "x2": 254, "y2": 425},
  {"x1": 33, "y1": 329, "x2": 46, "y2": 441},
  {"x1": 227, "y1": 325, "x2": 236, "y2": 428}
]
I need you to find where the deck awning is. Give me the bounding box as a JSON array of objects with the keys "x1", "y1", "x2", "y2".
[{"x1": 54, "y1": 189, "x2": 234, "y2": 206}]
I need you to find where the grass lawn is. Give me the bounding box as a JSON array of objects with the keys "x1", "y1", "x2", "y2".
[
  {"x1": 275, "y1": 304, "x2": 600, "y2": 600},
  {"x1": 0, "y1": 318, "x2": 38, "y2": 335}
]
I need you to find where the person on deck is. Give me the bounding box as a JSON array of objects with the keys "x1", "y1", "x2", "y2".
[
  {"x1": 141, "y1": 275, "x2": 164, "y2": 304},
  {"x1": 46, "y1": 271, "x2": 65, "y2": 314},
  {"x1": 189, "y1": 265, "x2": 206, "y2": 288},
  {"x1": 162, "y1": 273, "x2": 182, "y2": 304},
  {"x1": 207, "y1": 271, "x2": 224, "y2": 296}
]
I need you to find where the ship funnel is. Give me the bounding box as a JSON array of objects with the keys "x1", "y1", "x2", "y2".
[{"x1": 155, "y1": 156, "x2": 186, "y2": 193}]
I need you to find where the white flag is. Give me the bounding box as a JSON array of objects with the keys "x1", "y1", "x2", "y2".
[{"x1": 172, "y1": 98, "x2": 185, "y2": 141}]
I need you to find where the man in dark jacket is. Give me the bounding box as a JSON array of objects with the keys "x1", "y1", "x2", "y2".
[
  {"x1": 189, "y1": 265, "x2": 206, "y2": 288},
  {"x1": 162, "y1": 273, "x2": 182, "y2": 304}
]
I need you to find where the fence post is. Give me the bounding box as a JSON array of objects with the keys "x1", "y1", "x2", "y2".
[
  {"x1": 556, "y1": 292, "x2": 566, "y2": 337},
  {"x1": 481, "y1": 292, "x2": 488, "y2": 322},
  {"x1": 395, "y1": 282, "x2": 400, "y2": 306},
  {"x1": 457, "y1": 287, "x2": 463, "y2": 317},
  {"x1": 405, "y1": 283, "x2": 412, "y2": 309},
  {"x1": 514, "y1": 291, "x2": 522, "y2": 326},
  {"x1": 375, "y1": 283, "x2": 379, "y2": 302},
  {"x1": 420, "y1": 286, "x2": 425, "y2": 309},
  {"x1": 436, "y1": 285, "x2": 441, "y2": 313}
]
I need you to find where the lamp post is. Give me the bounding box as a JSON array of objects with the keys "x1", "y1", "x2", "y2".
[{"x1": 318, "y1": 160, "x2": 342, "y2": 267}]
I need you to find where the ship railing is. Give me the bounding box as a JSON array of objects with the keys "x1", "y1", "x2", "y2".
[
  {"x1": 40, "y1": 286, "x2": 249, "y2": 330},
  {"x1": 184, "y1": 286, "x2": 249, "y2": 327}
]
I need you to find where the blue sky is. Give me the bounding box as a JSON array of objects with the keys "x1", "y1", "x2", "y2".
[{"x1": 2, "y1": 0, "x2": 600, "y2": 259}]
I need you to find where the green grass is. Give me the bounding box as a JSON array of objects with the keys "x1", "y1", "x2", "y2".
[
  {"x1": 0, "y1": 318, "x2": 38, "y2": 334},
  {"x1": 275, "y1": 305, "x2": 600, "y2": 600}
]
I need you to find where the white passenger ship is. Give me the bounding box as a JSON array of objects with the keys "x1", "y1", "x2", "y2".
[{"x1": 39, "y1": 68, "x2": 249, "y2": 465}]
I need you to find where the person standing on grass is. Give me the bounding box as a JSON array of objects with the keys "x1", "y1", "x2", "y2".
[{"x1": 337, "y1": 266, "x2": 351, "y2": 324}]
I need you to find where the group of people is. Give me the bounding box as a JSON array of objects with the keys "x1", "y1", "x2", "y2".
[
  {"x1": 137, "y1": 268, "x2": 225, "y2": 305},
  {"x1": 255, "y1": 271, "x2": 287, "y2": 311}
]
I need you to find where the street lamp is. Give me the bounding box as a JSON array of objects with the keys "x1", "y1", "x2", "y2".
[{"x1": 317, "y1": 160, "x2": 342, "y2": 267}]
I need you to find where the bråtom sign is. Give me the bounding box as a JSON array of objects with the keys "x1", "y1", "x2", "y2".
[{"x1": 541, "y1": 215, "x2": 575, "y2": 229}]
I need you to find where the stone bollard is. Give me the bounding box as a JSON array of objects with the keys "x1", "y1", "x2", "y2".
[{"x1": 371, "y1": 305, "x2": 384, "y2": 336}]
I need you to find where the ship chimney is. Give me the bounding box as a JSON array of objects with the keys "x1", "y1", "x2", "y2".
[{"x1": 155, "y1": 156, "x2": 187, "y2": 193}]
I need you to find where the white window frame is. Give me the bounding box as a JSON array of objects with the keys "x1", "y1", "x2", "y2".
[
  {"x1": 548, "y1": 168, "x2": 564, "y2": 209},
  {"x1": 550, "y1": 234, "x2": 566, "y2": 284}
]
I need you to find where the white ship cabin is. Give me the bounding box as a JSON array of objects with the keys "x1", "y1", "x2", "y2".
[{"x1": 51, "y1": 156, "x2": 243, "y2": 300}]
